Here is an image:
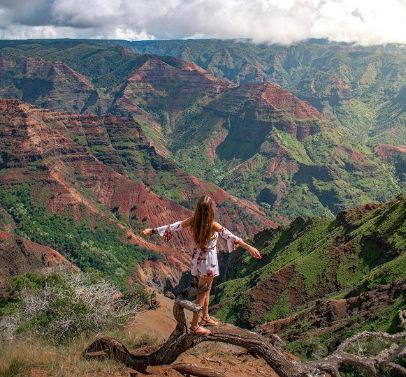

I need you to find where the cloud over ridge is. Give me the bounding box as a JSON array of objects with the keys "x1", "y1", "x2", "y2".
[{"x1": 1, "y1": 0, "x2": 406, "y2": 45}]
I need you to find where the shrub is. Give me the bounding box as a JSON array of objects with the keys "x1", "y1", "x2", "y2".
[{"x1": 0, "y1": 273, "x2": 141, "y2": 343}]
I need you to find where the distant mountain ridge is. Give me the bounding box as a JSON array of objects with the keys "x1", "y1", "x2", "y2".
[
  {"x1": 131, "y1": 39, "x2": 406, "y2": 145},
  {"x1": 1, "y1": 41, "x2": 403, "y2": 220}
]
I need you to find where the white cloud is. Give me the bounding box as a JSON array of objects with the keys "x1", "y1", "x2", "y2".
[
  {"x1": 0, "y1": 0, "x2": 406, "y2": 44},
  {"x1": 311, "y1": 0, "x2": 406, "y2": 45}
]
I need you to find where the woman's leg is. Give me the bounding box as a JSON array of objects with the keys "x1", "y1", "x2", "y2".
[
  {"x1": 191, "y1": 275, "x2": 211, "y2": 328},
  {"x1": 202, "y1": 276, "x2": 214, "y2": 319}
]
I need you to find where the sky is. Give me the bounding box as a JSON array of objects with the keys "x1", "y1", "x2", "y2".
[{"x1": 1, "y1": 0, "x2": 406, "y2": 45}]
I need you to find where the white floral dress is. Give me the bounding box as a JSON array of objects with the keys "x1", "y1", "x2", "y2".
[{"x1": 156, "y1": 221, "x2": 242, "y2": 277}]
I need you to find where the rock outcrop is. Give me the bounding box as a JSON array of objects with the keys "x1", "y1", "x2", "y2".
[
  {"x1": 0, "y1": 232, "x2": 78, "y2": 295},
  {"x1": 0, "y1": 57, "x2": 106, "y2": 113},
  {"x1": 257, "y1": 280, "x2": 406, "y2": 342}
]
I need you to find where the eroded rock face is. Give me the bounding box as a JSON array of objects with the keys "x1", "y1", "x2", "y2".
[
  {"x1": 113, "y1": 55, "x2": 234, "y2": 118},
  {"x1": 1, "y1": 97, "x2": 192, "y2": 236},
  {"x1": 0, "y1": 57, "x2": 106, "y2": 113},
  {"x1": 0, "y1": 232, "x2": 78, "y2": 295},
  {"x1": 0, "y1": 99, "x2": 275, "y2": 288}
]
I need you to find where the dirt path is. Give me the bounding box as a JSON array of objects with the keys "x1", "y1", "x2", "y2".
[{"x1": 126, "y1": 294, "x2": 188, "y2": 341}]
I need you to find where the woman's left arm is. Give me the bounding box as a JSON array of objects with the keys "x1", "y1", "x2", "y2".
[
  {"x1": 236, "y1": 239, "x2": 262, "y2": 259},
  {"x1": 213, "y1": 222, "x2": 262, "y2": 259}
]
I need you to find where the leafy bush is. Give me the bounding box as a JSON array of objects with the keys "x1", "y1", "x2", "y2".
[{"x1": 0, "y1": 273, "x2": 141, "y2": 343}]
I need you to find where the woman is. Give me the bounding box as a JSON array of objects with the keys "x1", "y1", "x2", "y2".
[{"x1": 142, "y1": 195, "x2": 262, "y2": 335}]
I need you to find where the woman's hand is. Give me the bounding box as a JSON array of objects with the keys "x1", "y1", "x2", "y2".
[
  {"x1": 142, "y1": 228, "x2": 154, "y2": 236},
  {"x1": 237, "y1": 239, "x2": 262, "y2": 259},
  {"x1": 248, "y1": 246, "x2": 262, "y2": 259}
]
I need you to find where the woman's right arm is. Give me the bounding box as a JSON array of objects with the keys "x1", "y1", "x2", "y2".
[{"x1": 142, "y1": 217, "x2": 192, "y2": 238}]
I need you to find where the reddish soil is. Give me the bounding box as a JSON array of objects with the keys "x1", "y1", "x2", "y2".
[
  {"x1": 249, "y1": 265, "x2": 296, "y2": 324},
  {"x1": 260, "y1": 83, "x2": 324, "y2": 120},
  {"x1": 336, "y1": 202, "x2": 380, "y2": 228},
  {"x1": 374, "y1": 144, "x2": 406, "y2": 160},
  {"x1": 0, "y1": 232, "x2": 78, "y2": 293},
  {"x1": 115, "y1": 55, "x2": 234, "y2": 117}
]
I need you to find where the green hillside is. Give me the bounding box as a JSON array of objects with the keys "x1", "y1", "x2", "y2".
[
  {"x1": 170, "y1": 83, "x2": 402, "y2": 219},
  {"x1": 213, "y1": 196, "x2": 406, "y2": 354},
  {"x1": 0, "y1": 184, "x2": 156, "y2": 288}
]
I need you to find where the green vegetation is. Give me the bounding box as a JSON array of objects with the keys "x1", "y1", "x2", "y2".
[
  {"x1": 214, "y1": 197, "x2": 406, "y2": 356},
  {"x1": 174, "y1": 145, "x2": 232, "y2": 185},
  {"x1": 274, "y1": 130, "x2": 312, "y2": 164},
  {"x1": 152, "y1": 171, "x2": 183, "y2": 202},
  {"x1": 0, "y1": 294, "x2": 158, "y2": 377},
  {"x1": 0, "y1": 184, "x2": 158, "y2": 287}
]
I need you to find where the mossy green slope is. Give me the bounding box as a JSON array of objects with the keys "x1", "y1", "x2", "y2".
[
  {"x1": 214, "y1": 196, "x2": 406, "y2": 332},
  {"x1": 0, "y1": 185, "x2": 156, "y2": 289}
]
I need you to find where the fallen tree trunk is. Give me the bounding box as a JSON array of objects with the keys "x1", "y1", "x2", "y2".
[{"x1": 83, "y1": 291, "x2": 406, "y2": 377}]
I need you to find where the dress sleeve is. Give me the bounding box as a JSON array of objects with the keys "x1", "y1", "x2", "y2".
[
  {"x1": 156, "y1": 220, "x2": 183, "y2": 242},
  {"x1": 218, "y1": 226, "x2": 242, "y2": 252}
]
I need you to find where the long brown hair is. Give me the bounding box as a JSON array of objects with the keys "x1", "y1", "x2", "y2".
[{"x1": 191, "y1": 195, "x2": 215, "y2": 248}]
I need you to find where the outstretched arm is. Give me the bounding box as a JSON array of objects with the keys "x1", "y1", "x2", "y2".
[
  {"x1": 213, "y1": 222, "x2": 262, "y2": 259},
  {"x1": 236, "y1": 238, "x2": 262, "y2": 259},
  {"x1": 142, "y1": 217, "x2": 192, "y2": 237}
]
